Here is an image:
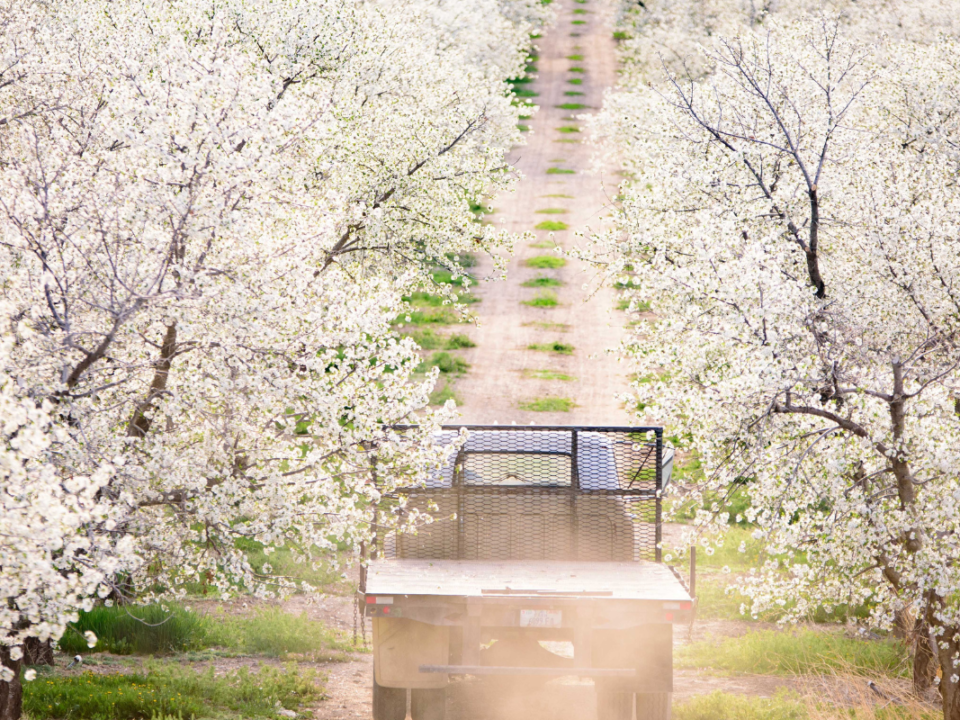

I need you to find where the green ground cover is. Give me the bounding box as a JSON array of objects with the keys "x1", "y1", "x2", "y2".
[
  {"x1": 24, "y1": 663, "x2": 321, "y2": 720},
  {"x1": 678, "y1": 629, "x2": 909, "y2": 678},
  {"x1": 522, "y1": 369, "x2": 575, "y2": 381},
  {"x1": 522, "y1": 290, "x2": 559, "y2": 307},
  {"x1": 519, "y1": 397, "x2": 576, "y2": 412},
  {"x1": 526, "y1": 256, "x2": 566, "y2": 269},
  {"x1": 522, "y1": 276, "x2": 562, "y2": 288},
  {"x1": 535, "y1": 220, "x2": 569, "y2": 231},
  {"x1": 547, "y1": 167, "x2": 576, "y2": 174},
  {"x1": 527, "y1": 341, "x2": 574, "y2": 354}
]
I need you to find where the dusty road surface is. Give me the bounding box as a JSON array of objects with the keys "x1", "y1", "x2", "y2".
[{"x1": 453, "y1": 0, "x2": 632, "y2": 426}]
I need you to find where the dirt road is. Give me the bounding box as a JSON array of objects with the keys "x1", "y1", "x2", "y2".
[{"x1": 453, "y1": 0, "x2": 632, "y2": 426}]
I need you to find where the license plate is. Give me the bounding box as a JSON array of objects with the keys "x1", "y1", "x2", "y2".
[{"x1": 519, "y1": 609, "x2": 562, "y2": 628}]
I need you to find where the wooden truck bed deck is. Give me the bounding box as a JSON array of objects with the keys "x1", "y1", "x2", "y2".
[{"x1": 366, "y1": 559, "x2": 690, "y2": 601}]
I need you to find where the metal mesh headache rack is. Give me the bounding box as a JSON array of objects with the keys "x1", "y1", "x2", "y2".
[{"x1": 376, "y1": 426, "x2": 674, "y2": 564}]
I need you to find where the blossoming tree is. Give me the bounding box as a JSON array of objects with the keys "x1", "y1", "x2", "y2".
[
  {"x1": 0, "y1": 0, "x2": 546, "y2": 714},
  {"x1": 590, "y1": 11, "x2": 960, "y2": 717}
]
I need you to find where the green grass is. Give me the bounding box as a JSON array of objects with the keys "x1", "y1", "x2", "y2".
[
  {"x1": 541, "y1": 193, "x2": 573, "y2": 198},
  {"x1": 566, "y1": 54, "x2": 584, "y2": 61},
  {"x1": 60, "y1": 602, "x2": 353, "y2": 660},
  {"x1": 58, "y1": 605, "x2": 207, "y2": 656},
  {"x1": 432, "y1": 270, "x2": 476, "y2": 287},
  {"x1": 447, "y1": 252, "x2": 477, "y2": 268},
  {"x1": 530, "y1": 239, "x2": 558, "y2": 249},
  {"x1": 405, "y1": 290, "x2": 478, "y2": 306},
  {"x1": 207, "y1": 607, "x2": 353, "y2": 658},
  {"x1": 420, "y1": 351, "x2": 469, "y2": 375},
  {"x1": 569, "y1": 66, "x2": 585, "y2": 73},
  {"x1": 571, "y1": 20, "x2": 586, "y2": 25},
  {"x1": 24, "y1": 662, "x2": 322, "y2": 720},
  {"x1": 567, "y1": 78, "x2": 583, "y2": 85},
  {"x1": 617, "y1": 298, "x2": 652, "y2": 312},
  {"x1": 613, "y1": 30, "x2": 629, "y2": 40},
  {"x1": 573, "y1": 8, "x2": 587, "y2": 13},
  {"x1": 557, "y1": 126, "x2": 580, "y2": 133},
  {"x1": 522, "y1": 276, "x2": 562, "y2": 288},
  {"x1": 429, "y1": 380, "x2": 460, "y2": 406},
  {"x1": 513, "y1": 88, "x2": 539, "y2": 98},
  {"x1": 518, "y1": 124, "x2": 530, "y2": 132},
  {"x1": 519, "y1": 397, "x2": 576, "y2": 412},
  {"x1": 673, "y1": 691, "x2": 806, "y2": 720},
  {"x1": 446, "y1": 333, "x2": 475, "y2": 349},
  {"x1": 535, "y1": 220, "x2": 569, "y2": 231},
  {"x1": 546, "y1": 167, "x2": 575, "y2": 174},
  {"x1": 536, "y1": 208, "x2": 568, "y2": 214},
  {"x1": 527, "y1": 341, "x2": 574, "y2": 354},
  {"x1": 522, "y1": 290, "x2": 559, "y2": 308},
  {"x1": 526, "y1": 255, "x2": 566, "y2": 269},
  {"x1": 557, "y1": 103, "x2": 587, "y2": 110},
  {"x1": 523, "y1": 321, "x2": 570, "y2": 332},
  {"x1": 398, "y1": 308, "x2": 459, "y2": 325},
  {"x1": 522, "y1": 369, "x2": 575, "y2": 381},
  {"x1": 678, "y1": 629, "x2": 909, "y2": 678},
  {"x1": 564, "y1": 91, "x2": 584, "y2": 96}
]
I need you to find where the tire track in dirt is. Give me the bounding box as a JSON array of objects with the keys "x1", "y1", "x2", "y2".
[{"x1": 453, "y1": 0, "x2": 632, "y2": 426}]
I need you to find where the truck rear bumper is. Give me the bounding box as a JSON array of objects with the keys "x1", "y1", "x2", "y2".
[{"x1": 419, "y1": 664, "x2": 635, "y2": 677}]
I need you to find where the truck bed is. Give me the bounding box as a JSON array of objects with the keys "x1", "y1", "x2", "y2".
[{"x1": 366, "y1": 559, "x2": 690, "y2": 602}]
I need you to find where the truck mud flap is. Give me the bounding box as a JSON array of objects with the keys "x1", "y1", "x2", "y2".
[{"x1": 374, "y1": 617, "x2": 449, "y2": 689}]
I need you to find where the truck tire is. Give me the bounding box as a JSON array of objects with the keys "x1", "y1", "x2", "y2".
[
  {"x1": 596, "y1": 686, "x2": 633, "y2": 720},
  {"x1": 411, "y1": 687, "x2": 445, "y2": 720},
  {"x1": 372, "y1": 672, "x2": 406, "y2": 720},
  {"x1": 636, "y1": 692, "x2": 672, "y2": 720}
]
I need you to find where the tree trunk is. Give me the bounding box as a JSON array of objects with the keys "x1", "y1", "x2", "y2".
[
  {"x1": 912, "y1": 614, "x2": 938, "y2": 695},
  {"x1": 929, "y1": 611, "x2": 960, "y2": 720},
  {"x1": 0, "y1": 646, "x2": 23, "y2": 720},
  {"x1": 23, "y1": 639, "x2": 53, "y2": 667}
]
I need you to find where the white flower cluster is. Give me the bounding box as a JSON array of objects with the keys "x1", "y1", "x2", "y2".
[
  {"x1": 590, "y1": 0, "x2": 960, "y2": 701},
  {"x1": 0, "y1": 0, "x2": 546, "y2": 676}
]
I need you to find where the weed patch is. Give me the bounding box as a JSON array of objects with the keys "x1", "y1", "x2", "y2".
[
  {"x1": 207, "y1": 607, "x2": 353, "y2": 658},
  {"x1": 519, "y1": 397, "x2": 576, "y2": 412},
  {"x1": 522, "y1": 369, "x2": 575, "y2": 381},
  {"x1": 569, "y1": 66, "x2": 585, "y2": 73},
  {"x1": 536, "y1": 208, "x2": 568, "y2": 214},
  {"x1": 677, "y1": 629, "x2": 909, "y2": 678},
  {"x1": 530, "y1": 239, "x2": 558, "y2": 249},
  {"x1": 564, "y1": 91, "x2": 584, "y2": 96},
  {"x1": 419, "y1": 351, "x2": 469, "y2": 375},
  {"x1": 432, "y1": 270, "x2": 476, "y2": 287},
  {"x1": 59, "y1": 605, "x2": 207, "y2": 656},
  {"x1": 535, "y1": 220, "x2": 569, "y2": 231},
  {"x1": 557, "y1": 103, "x2": 587, "y2": 110},
  {"x1": 546, "y1": 167, "x2": 575, "y2": 174},
  {"x1": 566, "y1": 54, "x2": 584, "y2": 61},
  {"x1": 513, "y1": 87, "x2": 538, "y2": 98},
  {"x1": 528, "y1": 341, "x2": 574, "y2": 355},
  {"x1": 522, "y1": 276, "x2": 562, "y2": 288},
  {"x1": 567, "y1": 78, "x2": 582, "y2": 85},
  {"x1": 526, "y1": 255, "x2": 566, "y2": 269},
  {"x1": 522, "y1": 291, "x2": 559, "y2": 308},
  {"x1": 24, "y1": 662, "x2": 322, "y2": 720},
  {"x1": 518, "y1": 124, "x2": 530, "y2": 132},
  {"x1": 571, "y1": 20, "x2": 586, "y2": 25},
  {"x1": 523, "y1": 321, "x2": 570, "y2": 332},
  {"x1": 557, "y1": 126, "x2": 580, "y2": 133},
  {"x1": 429, "y1": 380, "x2": 460, "y2": 406},
  {"x1": 673, "y1": 691, "x2": 806, "y2": 720}
]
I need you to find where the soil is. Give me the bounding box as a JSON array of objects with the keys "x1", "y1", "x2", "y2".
[{"x1": 451, "y1": 0, "x2": 632, "y2": 426}]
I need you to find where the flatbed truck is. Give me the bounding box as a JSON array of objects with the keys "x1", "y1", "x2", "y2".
[{"x1": 362, "y1": 426, "x2": 691, "y2": 720}]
